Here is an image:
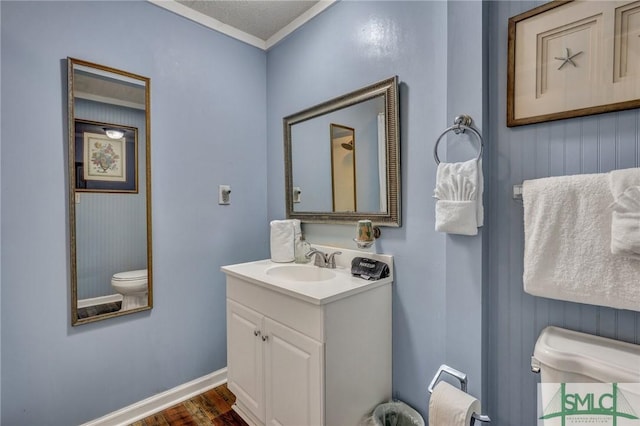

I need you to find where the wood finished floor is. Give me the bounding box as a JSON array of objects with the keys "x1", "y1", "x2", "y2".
[{"x1": 130, "y1": 383, "x2": 248, "y2": 426}]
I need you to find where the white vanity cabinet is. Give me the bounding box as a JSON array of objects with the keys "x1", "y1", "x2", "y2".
[
  {"x1": 227, "y1": 298, "x2": 322, "y2": 426},
  {"x1": 223, "y1": 259, "x2": 392, "y2": 426}
]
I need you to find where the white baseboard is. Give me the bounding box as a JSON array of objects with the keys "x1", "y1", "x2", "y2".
[
  {"x1": 232, "y1": 401, "x2": 262, "y2": 426},
  {"x1": 81, "y1": 368, "x2": 227, "y2": 426}
]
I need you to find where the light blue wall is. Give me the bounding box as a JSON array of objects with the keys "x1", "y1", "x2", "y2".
[
  {"x1": 0, "y1": 0, "x2": 4, "y2": 423},
  {"x1": 486, "y1": 1, "x2": 640, "y2": 425},
  {"x1": 444, "y1": 0, "x2": 486, "y2": 409},
  {"x1": 1, "y1": 1, "x2": 267, "y2": 424},
  {"x1": 267, "y1": 1, "x2": 486, "y2": 420},
  {"x1": 0, "y1": 1, "x2": 3, "y2": 419}
]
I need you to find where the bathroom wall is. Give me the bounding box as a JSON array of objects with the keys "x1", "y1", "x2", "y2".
[
  {"x1": 486, "y1": 1, "x2": 640, "y2": 425},
  {"x1": 0, "y1": 2, "x2": 3, "y2": 419},
  {"x1": 1, "y1": 1, "x2": 267, "y2": 424},
  {"x1": 444, "y1": 1, "x2": 486, "y2": 411},
  {"x1": 4, "y1": 1, "x2": 638, "y2": 425},
  {"x1": 267, "y1": 0, "x2": 486, "y2": 419}
]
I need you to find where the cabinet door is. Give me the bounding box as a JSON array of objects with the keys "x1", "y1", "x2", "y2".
[
  {"x1": 227, "y1": 299, "x2": 265, "y2": 422},
  {"x1": 264, "y1": 318, "x2": 323, "y2": 426}
]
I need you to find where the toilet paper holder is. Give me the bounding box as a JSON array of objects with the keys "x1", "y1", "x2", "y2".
[{"x1": 428, "y1": 364, "x2": 491, "y2": 425}]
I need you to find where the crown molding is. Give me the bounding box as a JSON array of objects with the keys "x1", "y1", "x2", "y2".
[{"x1": 148, "y1": 0, "x2": 337, "y2": 51}]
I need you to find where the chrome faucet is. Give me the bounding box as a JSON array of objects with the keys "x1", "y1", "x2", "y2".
[
  {"x1": 306, "y1": 248, "x2": 327, "y2": 267},
  {"x1": 326, "y1": 251, "x2": 342, "y2": 269},
  {"x1": 305, "y1": 248, "x2": 342, "y2": 269}
]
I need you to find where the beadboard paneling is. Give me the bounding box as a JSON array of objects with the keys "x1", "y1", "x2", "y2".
[
  {"x1": 74, "y1": 99, "x2": 147, "y2": 299},
  {"x1": 486, "y1": 2, "x2": 640, "y2": 425}
]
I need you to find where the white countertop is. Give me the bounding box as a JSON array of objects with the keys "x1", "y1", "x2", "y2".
[{"x1": 221, "y1": 245, "x2": 393, "y2": 305}]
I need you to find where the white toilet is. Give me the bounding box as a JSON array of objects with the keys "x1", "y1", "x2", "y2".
[
  {"x1": 532, "y1": 326, "x2": 640, "y2": 424},
  {"x1": 111, "y1": 269, "x2": 148, "y2": 311}
]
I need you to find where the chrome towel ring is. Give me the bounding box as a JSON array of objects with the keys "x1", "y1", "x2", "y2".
[{"x1": 434, "y1": 115, "x2": 484, "y2": 165}]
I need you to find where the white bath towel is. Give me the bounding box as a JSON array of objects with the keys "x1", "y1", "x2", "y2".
[
  {"x1": 523, "y1": 174, "x2": 640, "y2": 312},
  {"x1": 270, "y1": 220, "x2": 296, "y2": 263},
  {"x1": 608, "y1": 168, "x2": 640, "y2": 260},
  {"x1": 434, "y1": 159, "x2": 483, "y2": 236}
]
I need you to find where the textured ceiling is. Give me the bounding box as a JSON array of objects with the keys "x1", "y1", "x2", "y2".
[{"x1": 176, "y1": 0, "x2": 320, "y2": 41}]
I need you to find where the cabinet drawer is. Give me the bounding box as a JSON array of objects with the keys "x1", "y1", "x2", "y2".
[{"x1": 227, "y1": 276, "x2": 324, "y2": 342}]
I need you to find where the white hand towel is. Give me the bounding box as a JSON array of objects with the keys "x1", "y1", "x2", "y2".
[
  {"x1": 610, "y1": 186, "x2": 640, "y2": 260},
  {"x1": 270, "y1": 220, "x2": 295, "y2": 263},
  {"x1": 435, "y1": 200, "x2": 478, "y2": 235},
  {"x1": 608, "y1": 167, "x2": 640, "y2": 198},
  {"x1": 434, "y1": 159, "x2": 483, "y2": 236},
  {"x1": 608, "y1": 168, "x2": 640, "y2": 260},
  {"x1": 429, "y1": 382, "x2": 481, "y2": 426},
  {"x1": 523, "y1": 174, "x2": 640, "y2": 312}
]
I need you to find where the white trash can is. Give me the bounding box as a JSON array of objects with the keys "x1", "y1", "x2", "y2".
[{"x1": 368, "y1": 401, "x2": 425, "y2": 426}]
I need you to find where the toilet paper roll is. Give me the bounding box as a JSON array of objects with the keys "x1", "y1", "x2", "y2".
[{"x1": 429, "y1": 382, "x2": 481, "y2": 426}]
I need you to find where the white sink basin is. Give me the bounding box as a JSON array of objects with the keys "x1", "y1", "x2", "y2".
[
  {"x1": 222, "y1": 246, "x2": 393, "y2": 304},
  {"x1": 266, "y1": 264, "x2": 336, "y2": 282}
]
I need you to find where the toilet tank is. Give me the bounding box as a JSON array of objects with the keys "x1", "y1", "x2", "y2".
[{"x1": 532, "y1": 326, "x2": 640, "y2": 383}]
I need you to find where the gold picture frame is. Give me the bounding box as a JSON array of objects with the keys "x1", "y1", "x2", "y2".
[{"x1": 507, "y1": 0, "x2": 640, "y2": 127}]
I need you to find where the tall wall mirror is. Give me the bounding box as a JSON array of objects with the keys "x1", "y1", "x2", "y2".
[
  {"x1": 67, "y1": 58, "x2": 152, "y2": 325},
  {"x1": 284, "y1": 76, "x2": 400, "y2": 226}
]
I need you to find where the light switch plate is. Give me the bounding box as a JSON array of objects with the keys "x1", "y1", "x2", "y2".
[
  {"x1": 219, "y1": 185, "x2": 231, "y2": 205},
  {"x1": 293, "y1": 187, "x2": 302, "y2": 203}
]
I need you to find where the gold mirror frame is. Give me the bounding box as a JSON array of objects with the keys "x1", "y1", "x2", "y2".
[
  {"x1": 67, "y1": 58, "x2": 152, "y2": 325},
  {"x1": 284, "y1": 76, "x2": 400, "y2": 226}
]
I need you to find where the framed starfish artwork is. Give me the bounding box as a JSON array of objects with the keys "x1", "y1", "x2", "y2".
[{"x1": 507, "y1": 0, "x2": 640, "y2": 127}]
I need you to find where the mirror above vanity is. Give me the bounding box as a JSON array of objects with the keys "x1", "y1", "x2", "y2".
[
  {"x1": 67, "y1": 58, "x2": 152, "y2": 325},
  {"x1": 284, "y1": 76, "x2": 400, "y2": 226}
]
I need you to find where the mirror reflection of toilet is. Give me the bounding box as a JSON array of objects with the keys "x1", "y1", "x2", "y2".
[{"x1": 111, "y1": 269, "x2": 148, "y2": 311}]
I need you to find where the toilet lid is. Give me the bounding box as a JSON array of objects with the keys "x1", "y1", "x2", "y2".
[
  {"x1": 112, "y1": 269, "x2": 147, "y2": 282},
  {"x1": 534, "y1": 326, "x2": 640, "y2": 383}
]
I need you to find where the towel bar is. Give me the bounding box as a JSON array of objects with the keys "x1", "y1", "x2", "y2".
[
  {"x1": 513, "y1": 184, "x2": 523, "y2": 200},
  {"x1": 428, "y1": 364, "x2": 491, "y2": 425}
]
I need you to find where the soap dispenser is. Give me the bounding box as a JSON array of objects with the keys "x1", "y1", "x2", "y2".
[{"x1": 295, "y1": 235, "x2": 311, "y2": 263}]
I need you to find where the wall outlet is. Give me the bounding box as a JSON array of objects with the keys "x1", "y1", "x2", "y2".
[{"x1": 219, "y1": 185, "x2": 231, "y2": 205}]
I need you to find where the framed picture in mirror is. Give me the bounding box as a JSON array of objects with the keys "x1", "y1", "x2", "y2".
[{"x1": 74, "y1": 119, "x2": 138, "y2": 192}]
